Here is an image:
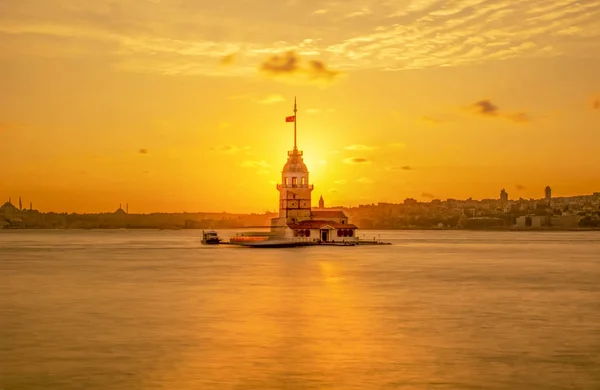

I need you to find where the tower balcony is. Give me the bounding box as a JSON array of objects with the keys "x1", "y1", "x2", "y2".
[
  {"x1": 277, "y1": 184, "x2": 314, "y2": 190},
  {"x1": 288, "y1": 150, "x2": 303, "y2": 157}
]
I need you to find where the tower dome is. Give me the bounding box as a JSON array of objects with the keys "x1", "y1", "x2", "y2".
[{"x1": 282, "y1": 150, "x2": 308, "y2": 173}]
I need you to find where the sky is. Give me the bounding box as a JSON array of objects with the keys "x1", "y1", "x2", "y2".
[{"x1": 1, "y1": 0, "x2": 599, "y2": 213}]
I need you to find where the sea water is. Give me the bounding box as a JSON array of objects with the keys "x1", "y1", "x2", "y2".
[{"x1": 1, "y1": 229, "x2": 599, "y2": 389}]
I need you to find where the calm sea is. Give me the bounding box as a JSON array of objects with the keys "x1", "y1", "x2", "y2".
[{"x1": 1, "y1": 230, "x2": 599, "y2": 390}]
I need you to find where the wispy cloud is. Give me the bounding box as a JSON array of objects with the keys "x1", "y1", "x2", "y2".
[
  {"x1": 220, "y1": 53, "x2": 236, "y2": 66},
  {"x1": 138, "y1": 148, "x2": 148, "y2": 154},
  {"x1": 516, "y1": 184, "x2": 526, "y2": 190},
  {"x1": 334, "y1": 179, "x2": 347, "y2": 184},
  {"x1": 210, "y1": 144, "x2": 246, "y2": 154},
  {"x1": 344, "y1": 157, "x2": 371, "y2": 164},
  {"x1": 467, "y1": 99, "x2": 531, "y2": 123},
  {"x1": 256, "y1": 94, "x2": 285, "y2": 104},
  {"x1": 357, "y1": 177, "x2": 374, "y2": 184},
  {"x1": 386, "y1": 165, "x2": 412, "y2": 171},
  {"x1": 421, "y1": 115, "x2": 449, "y2": 124},
  {"x1": 2, "y1": 0, "x2": 599, "y2": 75},
  {"x1": 345, "y1": 7, "x2": 372, "y2": 18},
  {"x1": 421, "y1": 192, "x2": 435, "y2": 199},
  {"x1": 242, "y1": 160, "x2": 269, "y2": 168},
  {"x1": 345, "y1": 144, "x2": 375, "y2": 151}
]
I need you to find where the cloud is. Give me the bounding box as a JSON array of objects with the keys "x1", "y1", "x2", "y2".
[
  {"x1": 138, "y1": 148, "x2": 148, "y2": 154},
  {"x1": 343, "y1": 157, "x2": 371, "y2": 164},
  {"x1": 357, "y1": 177, "x2": 374, "y2": 184},
  {"x1": 345, "y1": 144, "x2": 375, "y2": 151},
  {"x1": 210, "y1": 144, "x2": 245, "y2": 154},
  {"x1": 259, "y1": 51, "x2": 341, "y2": 83},
  {"x1": 256, "y1": 94, "x2": 285, "y2": 104},
  {"x1": 471, "y1": 99, "x2": 500, "y2": 116},
  {"x1": 306, "y1": 108, "x2": 321, "y2": 114},
  {"x1": 220, "y1": 53, "x2": 236, "y2": 66},
  {"x1": 467, "y1": 99, "x2": 531, "y2": 123},
  {"x1": 421, "y1": 116, "x2": 448, "y2": 124},
  {"x1": 242, "y1": 160, "x2": 269, "y2": 169},
  {"x1": 386, "y1": 165, "x2": 412, "y2": 171},
  {"x1": 345, "y1": 7, "x2": 372, "y2": 18},
  {"x1": 2, "y1": 0, "x2": 600, "y2": 77},
  {"x1": 505, "y1": 112, "x2": 531, "y2": 123},
  {"x1": 516, "y1": 184, "x2": 526, "y2": 190},
  {"x1": 421, "y1": 192, "x2": 435, "y2": 199},
  {"x1": 334, "y1": 179, "x2": 347, "y2": 185}
]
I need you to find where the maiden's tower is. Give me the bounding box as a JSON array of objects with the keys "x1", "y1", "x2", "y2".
[{"x1": 270, "y1": 98, "x2": 358, "y2": 242}]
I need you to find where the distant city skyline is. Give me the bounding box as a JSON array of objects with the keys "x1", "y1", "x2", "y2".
[{"x1": 2, "y1": 186, "x2": 598, "y2": 214}]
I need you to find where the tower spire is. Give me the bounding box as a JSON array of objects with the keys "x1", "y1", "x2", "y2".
[{"x1": 293, "y1": 96, "x2": 297, "y2": 150}]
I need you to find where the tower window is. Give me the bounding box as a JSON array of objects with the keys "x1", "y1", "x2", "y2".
[
  {"x1": 301, "y1": 177, "x2": 306, "y2": 185},
  {"x1": 292, "y1": 177, "x2": 298, "y2": 186},
  {"x1": 285, "y1": 178, "x2": 288, "y2": 185}
]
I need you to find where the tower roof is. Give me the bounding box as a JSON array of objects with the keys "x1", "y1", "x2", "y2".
[{"x1": 282, "y1": 149, "x2": 308, "y2": 173}]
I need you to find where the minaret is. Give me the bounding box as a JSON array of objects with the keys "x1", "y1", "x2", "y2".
[
  {"x1": 126, "y1": 203, "x2": 129, "y2": 214},
  {"x1": 19, "y1": 196, "x2": 22, "y2": 211},
  {"x1": 274, "y1": 97, "x2": 314, "y2": 225},
  {"x1": 319, "y1": 195, "x2": 324, "y2": 209}
]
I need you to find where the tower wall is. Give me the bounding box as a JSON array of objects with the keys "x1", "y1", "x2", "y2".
[{"x1": 276, "y1": 149, "x2": 313, "y2": 223}]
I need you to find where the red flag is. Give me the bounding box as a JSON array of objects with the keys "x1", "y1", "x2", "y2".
[{"x1": 285, "y1": 115, "x2": 295, "y2": 122}]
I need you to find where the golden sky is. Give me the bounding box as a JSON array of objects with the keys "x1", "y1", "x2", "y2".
[{"x1": 1, "y1": 0, "x2": 599, "y2": 213}]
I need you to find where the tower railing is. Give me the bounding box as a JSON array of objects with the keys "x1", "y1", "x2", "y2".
[{"x1": 277, "y1": 184, "x2": 314, "y2": 190}]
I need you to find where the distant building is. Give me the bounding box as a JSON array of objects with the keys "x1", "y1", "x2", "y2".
[
  {"x1": 545, "y1": 186, "x2": 552, "y2": 203},
  {"x1": 318, "y1": 195, "x2": 324, "y2": 209},
  {"x1": 0, "y1": 198, "x2": 18, "y2": 221},
  {"x1": 114, "y1": 204, "x2": 128, "y2": 216},
  {"x1": 500, "y1": 188, "x2": 508, "y2": 206}
]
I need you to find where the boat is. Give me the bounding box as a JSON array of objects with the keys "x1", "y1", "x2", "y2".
[
  {"x1": 201, "y1": 230, "x2": 221, "y2": 245},
  {"x1": 230, "y1": 232, "x2": 316, "y2": 248}
]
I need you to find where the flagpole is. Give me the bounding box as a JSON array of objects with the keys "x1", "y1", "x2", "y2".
[{"x1": 294, "y1": 96, "x2": 297, "y2": 150}]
